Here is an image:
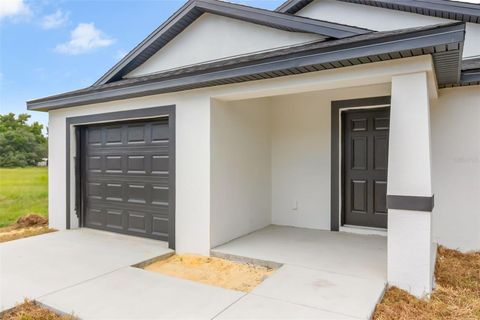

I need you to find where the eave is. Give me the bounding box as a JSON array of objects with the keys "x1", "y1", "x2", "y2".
[
  {"x1": 27, "y1": 22, "x2": 465, "y2": 112},
  {"x1": 277, "y1": 0, "x2": 480, "y2": 24}
]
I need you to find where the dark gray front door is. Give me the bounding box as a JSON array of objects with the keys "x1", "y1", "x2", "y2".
[
  {"x1": 342, "y1": 108, "x2": 390, "y2": 229},
  {"x1": 81, "y1": 118, "x2": 173, "y2": 242}
]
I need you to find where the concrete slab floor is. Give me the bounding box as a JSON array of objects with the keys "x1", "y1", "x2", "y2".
[
  {"x1": 0, "y1": 229, "x2": 172, "y2": 311},
  {"x1": 212, "y1": 225, "x2": 387, "y2": 280}
]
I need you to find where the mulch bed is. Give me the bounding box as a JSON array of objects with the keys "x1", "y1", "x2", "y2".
[
  {"x1": 1, "y1": 300, "x2": 74, "y2": 320},
  {"x1": 373, "y1": 246, "x2": 480, "y2": 320}
]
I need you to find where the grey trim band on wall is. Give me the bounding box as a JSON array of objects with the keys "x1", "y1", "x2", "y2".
[
  {"x1": 65, "y1": 105, "x2": 176, "y2": 249},
  {"x1": 330, "y1": 95, "x2": 391, "y2": 231},
  {"x1": 387, "y1": 195, "x2": 434, "y2": 212}
]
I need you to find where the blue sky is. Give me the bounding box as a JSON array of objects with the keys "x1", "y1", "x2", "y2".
[{"x1": 0, "y1": 0, "x2": 284, "y2": 128}]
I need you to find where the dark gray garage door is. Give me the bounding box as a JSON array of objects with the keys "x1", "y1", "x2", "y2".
[{"x1": 81, "y1": 118, "x2": 174, "y2": 243}]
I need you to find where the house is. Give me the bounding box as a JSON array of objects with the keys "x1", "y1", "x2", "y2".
[{"x1": 27, "y1": 0, "x2": 480, "y2": 298}]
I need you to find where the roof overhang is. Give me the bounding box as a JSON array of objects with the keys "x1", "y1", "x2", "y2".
[
  {"x1": 27, "y1": 22, "x2": 465, "y2": 112},
  {"x1": 277, "y1": 0, "x2": 480, "y2": 24},
  {"x1": 93, "y1": 0, "x2": 370, "y2": 86},
  {"x1": 458, "y1": 58, "x2": 480, "y2": 87}
]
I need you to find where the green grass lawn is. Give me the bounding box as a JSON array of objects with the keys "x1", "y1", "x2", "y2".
[{"x1": 0, "y1": 167, "x2": 48, "y2": 227}]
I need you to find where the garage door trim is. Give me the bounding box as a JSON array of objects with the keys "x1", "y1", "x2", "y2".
[{"x1": 65, "y1": 105, "x2": 175, "y2": 249}]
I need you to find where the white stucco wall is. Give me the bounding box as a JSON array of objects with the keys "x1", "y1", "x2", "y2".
[
  {"x1": 431, "y1": 85, "x2": 480, "y2": 252},
  {"x1": 126, "y1": 13, "x2": 322, "y2": 78},
  {"x1": 269, "y1": 84, "x2": 391, "y2": 230},
  {"x1": 296, "y1": 0, "x2": 480, "y2": 59},
  {"x1": 210, "y1": 98, "x2": 272, "y2": 247}
]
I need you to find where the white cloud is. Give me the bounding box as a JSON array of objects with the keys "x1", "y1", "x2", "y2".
[
  {"x1": 41, "y1": 9, "x2": 69, "y2": 29},
  {"x1": 55, "y1": 23, "x2": 115, "y2": 55},
  {"x1": 0, "y1": 0, "x2": 32, "y2": 21}
]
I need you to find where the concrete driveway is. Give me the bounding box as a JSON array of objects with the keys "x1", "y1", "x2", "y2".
[
  {"x1": 0, "y1": 230, "x2": 248, "y2": 320},
  {"x1": 0, "y1": 229, "x2": 173, "y2": 311}
]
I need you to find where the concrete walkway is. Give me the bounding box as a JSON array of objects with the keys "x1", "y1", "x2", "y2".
[{"x1": 1, "y1": 227, "x2": 387, "y2": 319}]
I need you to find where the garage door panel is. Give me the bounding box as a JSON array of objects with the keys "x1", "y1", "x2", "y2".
[
  {"x1": 127, "y1": 184, "x2": 148, "y2": 204},
  {"x1": 151, "y1": 123, "x2": 169, "y2": 142},
  {"x1": 82, "y1": 118, "x2": 172, "y2": 242},
  {"x1": 86, "y1": 207, "x2": 103, "y2": 227},
  {"x1": 152, "y1": 155, "x2": 169, "y2": 173},
  {"x1": 152, "y1": 215, "x2": 168, "y2": 236},
  {"x1": 106, "y1": 209, "x2": 124, "y2": 230},
  {"x1": 105, "y1": 183, "x2": 123, "y2": 202},
  {"x1": 127, "y1": 125, "x2": 146, "y2": 144},
  {"x1": 152, "y1": 185, "x2": 169, "y2": 205},
  {"x1": 87, "y1": 156, "x2": 102, "y2": 172},
  {"x1": 87, "y1": 128, "x2": 102, "y2": 145},
  {"x1": 105, "y1": 126, "x2": 123, "y2": 145},
  {"x1": 127, "y1": 212, "x2": 148, "y2": 234},
  {"x1": 127, "y1": 155, "x2": 146, "y2": 173}
]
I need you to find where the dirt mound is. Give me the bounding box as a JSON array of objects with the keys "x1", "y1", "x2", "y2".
[{"x1": 15, "y1": 214, "x2": 48, "y2": 228}]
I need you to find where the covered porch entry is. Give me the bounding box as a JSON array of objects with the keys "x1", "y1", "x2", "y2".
[{"x1": 209, "y1": 56, "x2": 437, "y2": 298}]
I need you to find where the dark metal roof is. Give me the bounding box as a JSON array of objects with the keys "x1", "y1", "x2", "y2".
[
  {"x1": 93, "y1": 0, "x2": 371, "y2": 86},
  {"x1": 276, "y1": 0, "x2": 480, "y2": 23},
  {"x1": 27, "y1": 22, "x2": 465, "y2": 111}
]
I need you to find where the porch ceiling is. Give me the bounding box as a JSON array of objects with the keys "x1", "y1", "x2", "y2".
[{"x1": 27, "y1": 22, "x2": 464, "y2": 111}]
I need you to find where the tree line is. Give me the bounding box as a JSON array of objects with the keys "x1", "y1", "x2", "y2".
[{"x1": 0, "y1": 113, "x2": 48, "y2": 167}]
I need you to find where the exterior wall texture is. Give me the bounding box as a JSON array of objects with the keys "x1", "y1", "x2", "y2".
[
  {"x1": 126, "y1": 13, "x2": 321, "y2": 78},
  {"x1": 431, "y1": 85, "x2": 480, "y2": 252},
  {"x1": 270, "y1": 84, "x2": 391, "y2": 230},
  {"x1": 210, "y1": 98, "x2": 272, "y2": 247}
]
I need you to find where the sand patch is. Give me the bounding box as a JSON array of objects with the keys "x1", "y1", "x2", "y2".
[{"x1": 143, "y1": 254, "x2": 276, "y2": 292}]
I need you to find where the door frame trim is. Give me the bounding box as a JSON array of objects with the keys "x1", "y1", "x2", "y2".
[
  {"x1": 330, "y1": 96, "x2": 390, "y2": 231},
  {"x1": 65, "y1": 105, "x2": 176, "y2": 249}
]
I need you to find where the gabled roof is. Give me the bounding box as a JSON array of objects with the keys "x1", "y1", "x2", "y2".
[
  {"x1": 276, "y1": 0, "x2": 480, "y2": 24},
  {"x1": 27, "y1": 22, "x2": 465, "y2": 111},
  {"x1": 94, "y1": 0, "x2": 371, "y2": 86}
]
